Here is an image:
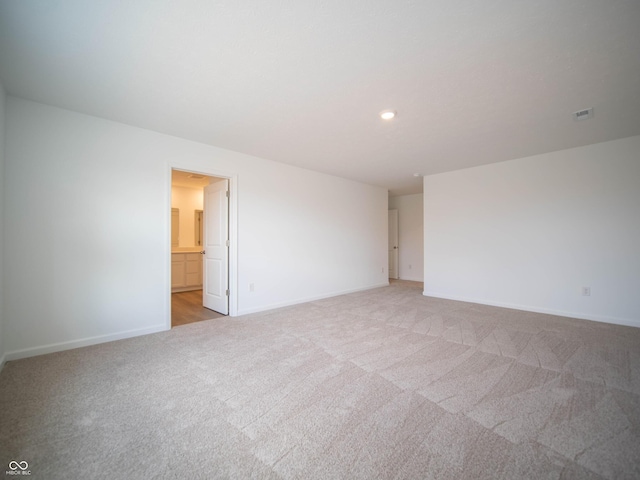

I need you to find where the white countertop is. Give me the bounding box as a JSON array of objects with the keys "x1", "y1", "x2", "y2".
[{"x1": 171, "y1": 247, "x2": 203, "y2": 253}]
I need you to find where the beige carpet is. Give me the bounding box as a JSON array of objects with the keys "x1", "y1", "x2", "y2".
[{"x1": 1, "y1": 280, "x2": 639, "y2": 479}]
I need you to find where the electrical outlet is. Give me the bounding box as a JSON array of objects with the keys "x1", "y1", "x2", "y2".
[
  {"x1": 249, "y1": 283, "x2": 255, "y2": 292},
  {"x1": 381, "y1": 267, "x2": 385, "y2": 273},
  {"x1": 408, "y1": 264, "x2": 412, "y2": 269},
  {"x1": 581, "y1": 287, "x2": 591, "y2": 296}
]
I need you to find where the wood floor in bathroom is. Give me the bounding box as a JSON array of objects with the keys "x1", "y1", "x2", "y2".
[{"x1": 171, "y1": 289, "x2": 225, "y2": 327}]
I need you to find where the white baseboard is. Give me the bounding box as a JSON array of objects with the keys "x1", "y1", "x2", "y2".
[
  {"x1": 1, "y1": 282, "x2": 396, "y2": 362},
  {"x1": 422, "y1": 291, "x2": 640, "y2": 329},
  {"x1": 236, "y1": 282, "x2": 390, "y2": 316},
  {"x1": 3, "y1": 324, "x2": 169, "y2": 363},
  {"x1": 398, "y1": 276, "x2": 424, "y2": 283}
]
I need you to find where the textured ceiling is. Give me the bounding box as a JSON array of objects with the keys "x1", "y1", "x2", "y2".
[{"x1": 1, "y1": 0, "x2": 639, "y2": 195}]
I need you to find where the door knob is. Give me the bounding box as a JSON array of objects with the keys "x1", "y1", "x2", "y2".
[{"x1": 200, "y1": 251, "x2": 205, "y2": 254}]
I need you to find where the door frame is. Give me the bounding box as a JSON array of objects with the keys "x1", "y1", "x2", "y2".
[
  {"x1": 388, "y1": 209, "x2": 399, "y2": 279},
  {"x1": 166, "y1": 165, "x2": 238, "y2": 329}
]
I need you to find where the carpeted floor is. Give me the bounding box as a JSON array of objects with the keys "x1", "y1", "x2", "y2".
[{"x1": 1, "y1": 280, "x2": 639, "y2": 479}]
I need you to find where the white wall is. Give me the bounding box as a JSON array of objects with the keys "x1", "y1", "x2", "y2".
[
  {"x1": 389, "y1": 194, "x2": 424, "y2": 282},
  {"x1": 171, "y1": 185, "x2": 204, "y2": 248},
  {"x1": 423, "y1": 136, "x2": 640, "y2": 327},
  {"x1": 4, "y1": 97, "x2": 388, "y2": 359},
  {"x1": 0, "y1": 82, "x2": 5, "y2": 369}
]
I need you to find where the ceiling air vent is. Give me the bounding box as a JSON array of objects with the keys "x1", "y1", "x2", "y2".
[{"x1": 573, "y1": 107, "x2": 593, "y2": 121}]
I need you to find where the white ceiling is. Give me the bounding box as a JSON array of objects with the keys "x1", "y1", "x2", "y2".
[
  {"x1": 1, "y1": 1, "x2": 639, "y2": 195},
  {"x1": 172, "y1": 169, "x2": 215, "y2": 189}
]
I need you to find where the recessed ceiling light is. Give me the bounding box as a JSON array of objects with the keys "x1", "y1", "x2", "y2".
[
  {"x1": 413, "y1": 173, "x2": 423, "y2": 177},
  {"x1": 380, "y1": 110, "x2": 396, "y2": 120}
]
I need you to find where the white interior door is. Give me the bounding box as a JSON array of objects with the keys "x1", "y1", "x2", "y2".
[
  {"x1": 203, "y1": 179, "x2": 229, "y2": 314},
  {"x1": 388, "y1": 209, "x2": 399, "y2": 279}
]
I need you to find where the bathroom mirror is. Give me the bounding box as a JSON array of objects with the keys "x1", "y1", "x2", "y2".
[
  {"x1": 194, "y1": 210, "x2": 203, "y2": 246},
  {"x1": 171, "y1": 208, "x2": 180, "y2": 247}
]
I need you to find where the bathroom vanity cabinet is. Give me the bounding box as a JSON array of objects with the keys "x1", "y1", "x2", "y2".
[{"x1": 171, "y1": 252, "x2": 203, "y2": 292}]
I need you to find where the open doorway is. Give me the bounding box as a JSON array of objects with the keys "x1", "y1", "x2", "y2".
[
  {"x1": 170, "y1": 169, "x2": 230, "y2": 327},
  {"x1": 388, "y1": 209, "x2": 399, "y2": 279}
]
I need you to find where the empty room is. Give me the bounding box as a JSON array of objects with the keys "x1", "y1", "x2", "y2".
[{"x1": 1, "y1": 1, "x2": 639, "y2": 479}]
